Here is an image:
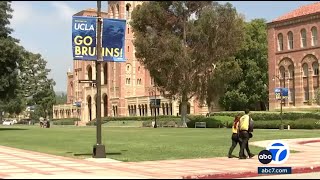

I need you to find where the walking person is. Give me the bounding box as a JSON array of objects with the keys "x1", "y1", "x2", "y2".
[
  {"x1": 228, "y1": 113, "x2": 241, "y2": 158},
  {"x1": 238, "y1": 109, "x2": 255, "y2": 159}
]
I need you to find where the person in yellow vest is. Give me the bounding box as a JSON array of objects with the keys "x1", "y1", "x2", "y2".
[
  {"x1": 238, "y1": 109, "x2": 255, "y2": 159},
  {"x1": 228, "y1": 114, "x2": 241, "y2": 158}
]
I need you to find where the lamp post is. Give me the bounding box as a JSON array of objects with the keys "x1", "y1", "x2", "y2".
[
  {"x1": 272, "y1": 75, "x2": 284, "y2": 130},
  {"x1": 92, "y1": 0, "x2": 106, "y2": 158}
]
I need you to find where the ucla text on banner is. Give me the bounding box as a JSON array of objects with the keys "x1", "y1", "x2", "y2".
[{"x1": 72, "y1": 16, "x2": 126, "y2": 62}]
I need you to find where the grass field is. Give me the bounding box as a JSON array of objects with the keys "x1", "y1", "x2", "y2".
[{"x1": 0, "y1": 125, "x2": 319, "y2": 162}]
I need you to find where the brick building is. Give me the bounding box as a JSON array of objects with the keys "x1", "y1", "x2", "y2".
[
  {"x1": 53, "y1": 1, "x2": 209, "y2": 124},
  {"x1": 268, "y1": 2, "x2": 320, "y2": 111}
]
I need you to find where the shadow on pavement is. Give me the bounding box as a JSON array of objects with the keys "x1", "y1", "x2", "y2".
[{"x1": 73, "y1": 152, "x2": 122, "y2": 156}]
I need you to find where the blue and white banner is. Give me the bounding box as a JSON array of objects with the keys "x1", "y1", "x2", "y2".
[{"x1": 72, "y1": 16, "x2": 126, "y2": 62}]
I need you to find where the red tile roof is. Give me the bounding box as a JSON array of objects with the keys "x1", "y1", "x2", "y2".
[{"x1": 273, "y1": 2, "x2": 320, "y2": 22}]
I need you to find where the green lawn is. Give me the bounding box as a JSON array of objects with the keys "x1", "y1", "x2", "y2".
[{"x1": 0, "y1": 125, "x2": 319, "y2": 162}]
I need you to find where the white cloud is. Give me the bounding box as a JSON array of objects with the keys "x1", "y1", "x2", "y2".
[
  {"x1": 10, "y1": 2, "x2": 34, "y2": 28},
  {"x1": 51, "y1": 2, "x2": 76, "y2": 22}
]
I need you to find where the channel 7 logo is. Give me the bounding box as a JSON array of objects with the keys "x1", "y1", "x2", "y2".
[{"x1": 258, "y1": 140, "x2": 290, "y2": 164}]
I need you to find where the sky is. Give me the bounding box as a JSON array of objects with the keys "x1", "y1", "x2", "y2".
[{"x1": 9, "y1": 1, "x2": 319, "y2": 93}]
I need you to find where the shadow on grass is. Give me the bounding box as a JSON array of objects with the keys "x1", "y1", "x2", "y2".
[
  {"x1": 0, "y1": 128, "x2": 28, "y2": 131},
  {"x1": 73, "y1": 152, "x2": 122, "y2": 156}
]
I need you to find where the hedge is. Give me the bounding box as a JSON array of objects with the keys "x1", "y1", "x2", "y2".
[
  {"x1": 98, "y1": 115, "x2": 178, "y2": 121},
  {"x1": 186, "y1": 116, "x2": 224, "y2": 128},
  {"x1": 211, "y1": 112, "x2": 320, "y2": 121},
  {"x1": 52, "y1": 118, "x2": 78, "y2": 125},
  {"x1": 142, "y1": 119, "x2": 182, "y2": 127}
]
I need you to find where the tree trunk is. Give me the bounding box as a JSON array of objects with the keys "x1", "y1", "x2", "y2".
[{"x1": 180, "y1": 95, "x2": 188, "y2": 128}]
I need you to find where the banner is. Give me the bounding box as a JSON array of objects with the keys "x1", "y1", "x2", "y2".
[
  {"x1": 72, "y1": 16, "x2": 126, "y2": 62},
  {"x1": 274, "y1": 88, "x2": 288, "y2": 100}
]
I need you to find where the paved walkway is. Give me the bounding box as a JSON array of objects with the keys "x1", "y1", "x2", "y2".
[{"x1": 0, "y1": 138, "x2": 319, "y2": 179}]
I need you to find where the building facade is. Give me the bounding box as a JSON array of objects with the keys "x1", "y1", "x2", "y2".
[
  {"x1": 268, "y1": 2, "x2": 320, "y2": 111},
  {"x1": 53, "y1": 1, "x2": 209, "y2": 124}
]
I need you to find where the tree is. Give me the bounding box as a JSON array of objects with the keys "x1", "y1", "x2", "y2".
[
  {"x1": 0, "y1": 1, "x2": 22, "y2": 101},
  {"x1": 19, "y1": 51, "x2": 56, "y2": 118},
  {"x1": 55, "y1": 93, "x2": 67, "y2": 105},
  {"x1": 131, "y1": 1, "x2": 244, "y2": 126},
  {"x1": 219, "y1": 19, "x2": 268, "y2": 111}
]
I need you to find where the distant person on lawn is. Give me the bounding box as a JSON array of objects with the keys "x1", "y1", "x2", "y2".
[{"x1": 238, "y1": 109, "x2": 255, "y2": 159}]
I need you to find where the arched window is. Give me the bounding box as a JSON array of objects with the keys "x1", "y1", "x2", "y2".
[
  {"x1": 312, "y1": 27, "x2": 318, "y2": 46},
  {"x1": 126, "y1": 3, "x2": 131, "y2": 18},
  {"x1": 279, "y1": 66, "x2": 285, "y2": 79},
  {"x1": 303, "y1": 63, "x2": 308, "y2": 77},
  {"x1": 116, "y1": 4, "x2": 119, "y2": 17},
  {"x1": 111, "y1": 6, "x2": 115, "y2": 18},
  {"x1": 278, "y1": 33, "x2": 283, "y2": 51},
  {"x1": 301, "y1": 29, "x2": 307, "y2": 48},
  {"x1": 288, "y1": 31, "x2": 293, "y2": 50},
  {"x1": 313, "y1": 62, "x2": 319, "y2": 76},
  {"x1": 288, "y1": 65, "x2": 294, "y2": 79}
]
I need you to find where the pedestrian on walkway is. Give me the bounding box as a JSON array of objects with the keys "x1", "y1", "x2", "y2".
[
  {"x1": 238, "y1": 109, "x2": 255, "y2": 159},
  {"x1": 228, "y1": 113, "x2": 241, "y2": 158}
]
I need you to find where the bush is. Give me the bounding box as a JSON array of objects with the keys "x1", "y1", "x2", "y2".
[
  {"x1": 52, "y1": 118, "x2": 78, "y2": 125},
  {"x1": 252, "y1": 119, "x2": 320, "y2": 129},
  {"x1": 211, "y1": 112, "x2": 320, "y2": 121},
  {"x1": 186, "y1": 116, "x2": 224, "y2": 128},
  {"x1": 142, "y1": 119, "x2": 182, "y2": 128},
  {"x1": 98, "y1": 115, "x2": 178, "y2": 122}
]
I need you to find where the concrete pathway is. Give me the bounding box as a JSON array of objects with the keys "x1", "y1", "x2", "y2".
[{"x1": 0, "y1": 138, "x2": 319, "y2": 179}]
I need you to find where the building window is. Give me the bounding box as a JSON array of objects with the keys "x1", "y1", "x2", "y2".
[
  {"x1": 279, "y1": 66, "x2": 285, "y2": 79},
  {"x1": 301, "y1": 29, "x2": 307, "y2": 48},
  {"x1": 151, "y1": 78, "x2": 154, "y2": 85},
  {"x1": 288, "y1": 65, "x2": 294, "y2": 79},
  {"x1": 303, "y1": 63, "x2": 308, "y2": 77},
  {"x1": 312, "y1": 27, "x2": 318, "y2": 46},
  {"x1": 278, "y1": 33, "x2": 283, "y2": 51},
  {"x1": 313, "y1": 62, "x2": 319, "y2": 76},
  {"x1": 289, "y1": 88, "x2": 294, "y2": 102},
  {"x1": 126, "y1": 78, "x2": 131, "y2": 85},
  {"x1": 127, "y1": 27, "x2": 130, "y2": 34},
  {"x1": 116, "y1": 4, "x2": 119, "y2": 17},
  {"x1": 304, "y1": 87, "x2": 309, "y2": 101},
  {"x1": 126, "y1": 3, "x2": 131, "y2": 18},
  {"x1": 288, "y1": 31, "x2": 293, "y2": 50},
  {"x1": 137, "y1": 78, "x2": 142, "y2": 85}
]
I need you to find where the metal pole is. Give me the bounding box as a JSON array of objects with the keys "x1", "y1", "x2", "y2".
[
  {"x1": 93, "y1": 0, "x2": 106, "y2": 158},
  {"x1": 154, "y1": 86, "x2": 157, "y2": 128},
  {"x1": 280, "y1": 88, "x2": 283, "y2": 130}
]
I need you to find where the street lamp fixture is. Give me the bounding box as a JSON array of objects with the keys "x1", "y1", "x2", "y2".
[{"x1": 272, "y1": 75, "x2": 284, "y2": 130}]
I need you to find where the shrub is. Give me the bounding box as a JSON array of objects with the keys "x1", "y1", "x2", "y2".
[
  {"x1": 97, "y1": 115, "x2": 178, "y2": 122},
  {"x1": 186, "y1": 116, "x2": 223, "y2": 128},
  {"x1": 52, "y1": 118, "x2": 78, "y2": 125},
  {"x1": 211, "y1": 112, "x2": 320, "y2": 121}
]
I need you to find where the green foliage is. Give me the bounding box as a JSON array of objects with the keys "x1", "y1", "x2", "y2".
[
  {"x1": 20, "y1": 51, "x2": 56, "y2": 118},
  {"x1": 130, "y1": 1, "x2": 245, "y2": 126},
  {"x1": 87, "y1": 116, "x2": 180, "y2": 126},
  {"x1": 186, "y1": 116, "x2": 224, "y2": 128},
  {"x1": 0, "y1": 1, "x2": 22, "y2": 102},
  {"x1": 55, "y1": 92, "x2": 67, "y2": 105},
  {"x1": 212, "y1": 112, "x2": 320, "y2": 121},
  {"x1": 0, "y1": 2, "x2": 55, "y2": 118},
  {"x1": 217, "y1": 19, "x2": 268, "y2": 111},
  {"x1": 142, "y1": 119, "x2": 182, "y2": 127},
  {"x1": 52, "y1": 118, "x2": 78, "y2": 125}
]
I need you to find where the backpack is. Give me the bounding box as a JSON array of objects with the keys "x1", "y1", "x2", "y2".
[{"x1": 248, "y1": 117, "x2": 254, "y2": 133}]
